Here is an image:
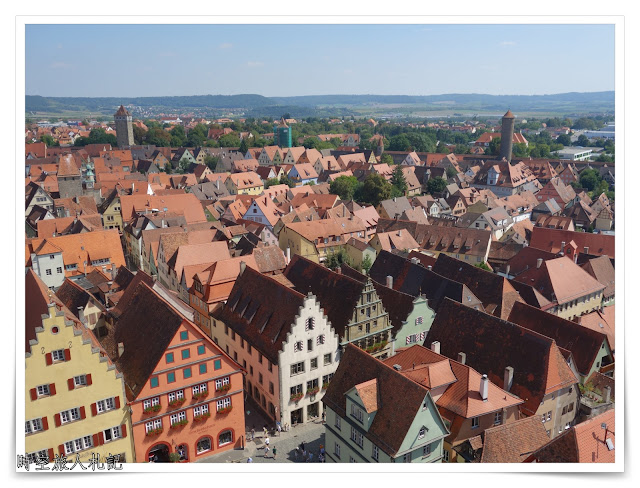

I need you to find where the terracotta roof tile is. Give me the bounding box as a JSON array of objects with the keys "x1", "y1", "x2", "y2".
[{"x1": 480, "y1": 415, "x2": 550, "y2": 463}]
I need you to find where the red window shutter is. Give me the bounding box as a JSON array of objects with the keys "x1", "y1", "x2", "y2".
[
  {"x1": 54, "y1": 413, "x2": 61, "y2": 427},
  {"x1": 121, "y1": 424, "x2": 127, "y2": 438},
  {"x1": 49, "y1": 383, "x2": 56, "y2": 396},
  {"x1": 47, "y1": 448, "x2": 54, "y2": 462},
  {"x1": 114, "y1": 396, "x2": 121, "y2": 409},
  {"x1": 86, "y1": 374, "x2": 92, "y2": 386},
  {"x1": 79, "y1": 406, "x2": 86, "y2": 419},
  {"x1": 98, "y1": 432, "x2": 105, "y2": 445},
  {"x1": 45, "y1": 353, "x2": 52, "y2": 366},
  {"x1": 67, "y1": 378, "x2": 75, "y2": 390},
  {"x1": 90, "y1": 403, "x2": 97, "y2": 416},
  {"x1": 42, "y1": 417, "x2": 49, "y2": 431},
  {"x1": 92, "y1": 434, "x2": 99, "y2": 447},
  {"x1": 29, "y1": 388, "x2": 37, "y2": 401},
  {"x1": 58, "y1": 444, "x2": 65, "y2": 455},
  {"x1": 64, "y1": 349, "x2": 71, "y2": 361}
]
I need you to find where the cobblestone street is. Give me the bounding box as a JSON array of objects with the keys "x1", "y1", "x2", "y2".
[{"x1": 196, "y1": 396, "x2": 327, "y2": 464}]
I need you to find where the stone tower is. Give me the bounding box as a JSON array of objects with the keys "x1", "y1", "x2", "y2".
[
  {"x1": 500, "y1": 109, "x2": 515, "y2": 162},
  {"x1": 273, "y1": 117, "x2": 292, "y2": 148},
  {"x1": 114, "y1": 105, "x2": 134, "y2": 148}
]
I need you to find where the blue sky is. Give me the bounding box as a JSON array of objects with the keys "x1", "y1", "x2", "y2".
[{"x1": 25, "y1": 23, "x2": 615, "y2": 97}]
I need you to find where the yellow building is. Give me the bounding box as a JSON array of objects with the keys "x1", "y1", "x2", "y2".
[
  {"x1": 25, "y1": 270, "x2": 135, "y2": 464},
  {"x1": 225, "y1": 171, "x2": 264, "y2": 195},
  {"x1": 98, "y1": 190, "x2": 124, "y2": 232}
]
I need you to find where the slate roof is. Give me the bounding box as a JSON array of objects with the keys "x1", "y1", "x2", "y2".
[
  {"x1": 507, "y1": 302, "x2": 610, "y2": 377},
  {"x1": 425, "y1": 298, "x2": 577, "y2": 416},
  {"x1": 480, "y1": 415, "x2": 551, "y2": 463},
  {"x1": 323, "y1": 343, "x2": 446, "y2": 457},
  {"x1": 283, "y1": 255, "x2": 365, "y2": 340},
  {"x1": 211, "y1": 266, "x2": 307, "y2": 364},
  {"x1": 369, "y1": 250, "x2": 483, "y2": 312},
  {"x1": 432, "y1": 253, "x2": 523, "y2": 319},
  {"x1": 56, "y1": 278, "x2": 105, "y2": 319}
]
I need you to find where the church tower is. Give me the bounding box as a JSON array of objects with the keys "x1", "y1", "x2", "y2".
[
  {"x1": 500, "y1": 109, "x2": 515, "y2": 162},
  {"x1": 114, "y1": 105, "x2": 134, "y2": 148},
  {"x1": 375, "y1": 135, "x2": 384, "y2": 158}
]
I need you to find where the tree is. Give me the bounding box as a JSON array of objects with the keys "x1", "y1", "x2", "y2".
[
  {"x1": 361, "y1": 254, "x2": 373, "y2": 275},
  {"x1": 279, "y1": 175, "x2": 296, "y2": 188},
  {"x1": 145, "y1": 127, "x2": 171, "y2": 147},
  {"x1": 203, "y1": 155, "x2": 220, "y2": 171},
  {"x1": 170, "y1": 126, "x2": 187, "y2": 147},
  {"x1": 325, "y1": 248, "x2": 351, "y2": 271},
  {"x1": 578, "y1": 168, "x2": 600, "y2": 192},
  {"x1": 577, "y1": 134, "x2": 590, "y2": 147},
  {"x1": 446, "y1": 166, "x2": 458, "y2": 178},
  {"x1": 475, "y1": 261, "x2": 491, "y2": 271},
  {"x1": 40, "y1": 134, "x2": 56, "y2": 146},
  {"x1": 435, "y1": 142, "x2": 450, "y2": 154},
  {"x1": 74, "y1": 128, "x2": 116, "y2": 147},
  {"x1": 556, "y1": 134, "x2": 572, "y2": 146},
  {"x1": 426, "y1": 176, "x2": 447, "y2": 195},
  {"x1": 390, "y1": 165, "x2": 407, "y2": 196},
  {"x1": 330, "y1": 175, "x2": 361, "y2": 201},
  {"x1": 132, "y1": 125, "x2": 147, "y2": 145},
  {"x1": 186, "y1": 124, "x2": 208, "y2": 147},
  {"x1": 239, "y1": 138, "x2": 249, "y2": 154},
  {"x1": 265, "y1": 178, "x2": 280, "y2": 189},
  {"x1": 218, "y1": 134, "x2": 242, "y2": 148},
  {"x1": 357, "y1": 173, "x2": 392, "y2": 207},
  {"x1": 512, "y1": 142, "x2": 529, "y2": 157},
  {"x1": 488, "y1": 136, "x2": 501, "y2": 156},
  {"x1": 388, "y1": 134, "x2": 411, "y2": 151},
  {"x1": 380, "y1": 153, "x2": 394, "y2": 165}
]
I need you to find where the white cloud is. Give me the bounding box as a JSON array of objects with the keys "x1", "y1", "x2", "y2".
[
  {"x1": 219, "y1": 42, "x2": 232, "y2": 50},
  {"x1": 500, "y1": 41, "x2": 516, "y2": 46},
  {"x1": 247, "y1": 61, "x2": 264, "y2": 67}
]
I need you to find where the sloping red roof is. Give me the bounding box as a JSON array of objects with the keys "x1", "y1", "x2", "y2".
[
  {"x1": 529, "y1": 227, "x2": 615, "y2": 259},
  {"x1": 480, "y1": 415, "x2": 550, "y2": 463}
]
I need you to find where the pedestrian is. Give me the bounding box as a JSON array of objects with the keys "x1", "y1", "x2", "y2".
[
  {"x1": 263, "y1": 425, "x2": 268, "y2": 437},
  {"x1": 300, "y1": 440, "x2": 305, "y2": 451},
  {"x1": 264, "y1": 446, "x2": 270, "y2": 458},
  {"x1": 318, "y1": 453, "x2": 324, "y2": 463},
  {"x1": 247, "y1": 457, "x2": 253, "y2": 463},
  {"x1": 251, "y1": 428, "x2": 255, "y2": 441},
  {"x1": 265, "y1": 436, "x2": 270, "y2": 448},
  {"x1": 320, "y1": 445, "x2": 325, "y2": 456},
  {"x1": 302, "y1": 449, "x2": 307, "y2": 461},
  {"x1": 308, "y1": 452, "x2": 313, "y2": 463},
  {"x1": 277, "y1": 423, "x2": 282, "y2": 435},
  {"x1": 273, "y1": 447, "x2": 277, "y2": 460},
  {"x1": 294, "y1": 446, "x2": 300, "y2": 461}
]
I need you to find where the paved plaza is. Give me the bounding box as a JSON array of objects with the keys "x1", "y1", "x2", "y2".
[{"x1": 196, "y1": 397, "x2": 327, "y2": 464}]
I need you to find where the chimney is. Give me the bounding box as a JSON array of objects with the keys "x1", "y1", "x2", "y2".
[
  {"x1": 603, "y1": 385, "x2": 612, "y2": 403},
  {"x1": 240, "y1": 261, "x2": 246, "y2": 275},
  {"x1": 117, "y1": 342, "x2": 125, "y2": 358},
  {"x1": 536, "y1": 258, "x2": 543, "y2": 269},
  {"x1": 336, "y1": 267, "x2": 342, "y2": 275},
  {"x1": 286, "y1": 247, "x2": 291, "y2": 265},
  {"x1": 132, "y1": 182, "x2": 135, "y2": 193},
  {"x1": 430, "y1": 341, "x2": 440, "y2": 354},
  {"x1": 77, "y1": 306, "x2": 86, "y2": 326},
  {"x1": 111, "y1": 266, "x2": 117, "y2": 281},
  {"x1": 480, "y1": 374, "x2": 489, "y2": 401},
  {"x1": 427, "y1": 265, "x2": 432, "y2": 270},
  {"x1": 393, "y1": 197, "x2": 397, "y2": 202},
  {"x1": 504, "y1": 366, "x2": 514, "y2": 392},
  {"x1": 457, "y1": 352, "x2": 466, "y2": 365},
  {"x1": 561, "y1": 241, "x2": 566, "y2": 250},
  {"x1": 398, "y1": 230, "x2": 402, "y2": 237},
  {"x1": 386, "y1": 275, "x2": 393, "y2": 288},
  {"x1": 505, "y1": 264, "x2": 511, "y2": 276},
  {"x1": 216, "y1": 179, "x2": 220, "y2": 189},
  {"x1": 411, "y1": 257, "x2": 419, "y2": 264}
]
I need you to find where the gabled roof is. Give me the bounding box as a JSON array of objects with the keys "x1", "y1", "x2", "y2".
[
  {"x1": 426, "y1": 299, "x2": 578, "y2": 415},
  {"x1": 480, "y1": 415, "x2": 550, "y2": 463},
  {"x1": 283, "y1": 255, "x2": 365, "y2": 339},
  {"x1": 581, "y1": 255, "x2": 615, "y2": 299},
  {"x1": 323, "y1": 344, "x2": 447, "y2": 457},
  {"x1": 529, "y1": 227, "x2": 615, "y2": 259},
  {"x1": 56, "y1": 278, "x2": 105, "y2": 318},
  {"x1": 576, "y1": 306, "x2": 615, "y2": 351},
  {"x1": 508, "y1": 302, "x2": 610, "y2": 377},
  {"x1": 530, "y1": 409, "x2": 615, "y2": 463},
  {"x1": 432, "y1": 253, "x2": 523, "y2": 319},
  {"x1": 211, "y1": 266, "x2": 306, "y2": 364}
]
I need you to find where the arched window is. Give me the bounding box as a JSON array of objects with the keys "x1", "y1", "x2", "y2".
[
  {"x1": 196, "y1": 437, "x2": 212, "y2": 454},
  {"x1": 218, "y1": 430, "x2": 233, "y2": 447}
]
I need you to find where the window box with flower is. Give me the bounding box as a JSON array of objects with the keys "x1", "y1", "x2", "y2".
[
  {"x1": 168, "y1": 398, "x2": 186, "y2": 408},
  {"x1": 146, "y1": 428, "x2": 163, "y2": 436},
  {"x1": 290, "y1": 392, "x2": 304, "y2": 403},
  {"x1": 322, "y1": 382, "x2": 330, "y2": 391},
  {"x1": 170, "y1": 419, "x2": 189, "y2": 429},
  {"x1": 217, "y1": 406, "x2": 233, "y2": 415},
  {"x1": 215, "y1": 384, "x2": 231, "y2": 394},
  {"x1": 192, "y1": 390, "x2": 209, "y2": 400},
  {"x1": 307, "y1": 386, "x2": 320, "y2": 396},
  {"x1": 143, "y1": 404, "x2": 162, "y2": 415},
  {"x1": 193, "y1": 412, "x2": 212, "y2": 422}
]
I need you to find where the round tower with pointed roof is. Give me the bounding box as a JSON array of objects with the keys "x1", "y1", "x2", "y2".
[
  {"x1": 500, "y1": 109, "x2": 515, "y2": 163},
  {"x1": 114, "y1": 105, "x2": 134, "y2": 148}
]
